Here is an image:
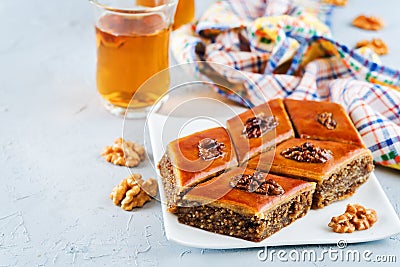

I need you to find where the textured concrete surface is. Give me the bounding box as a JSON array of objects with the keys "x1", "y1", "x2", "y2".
[{"x1": 0, "y1": 0, "x2": 399, "y2": 266}]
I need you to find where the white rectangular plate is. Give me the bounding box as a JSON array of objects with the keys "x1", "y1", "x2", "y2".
[{"x1": 148, "y1": 113, "x2": 400, "y2": 249}]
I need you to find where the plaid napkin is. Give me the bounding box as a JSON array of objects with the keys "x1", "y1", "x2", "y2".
[{"x1": 171, "y1": 0, "x2": 400, "y2": 170}]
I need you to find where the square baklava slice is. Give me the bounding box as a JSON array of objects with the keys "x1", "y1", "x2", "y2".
[
  {"x1": 176, "y1": 167, "x2": 316, "y2": 242},
  {"x1": 158, "y1": 127, "x2": 238, "y2": 212},
  {"x1": 284, "y1": 99, "x2": 364, "y2": 146},
  {"x1": 226, "y1": 99, "x2": 294, "y2": 164},
  {"x1": 247, "y1": 138, "x2": 374, "y2": 209}
]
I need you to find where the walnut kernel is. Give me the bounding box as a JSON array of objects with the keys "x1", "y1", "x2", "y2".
[
  {"x1": 352, "y1": 15, "x2": 384, "y2": 31},
  {"x1": 323, "y1": 0, "x2": 347, "y2": 6},
  {"x1": 355, "y1": 38, "x2": 388, "y2": 55},
  {"x1": 317, "y1": 112, "x2": 337, "y2": 130},
  {"x1": 102, "y1": 138, "x2": 145, "y2": 167},
  {"x1": 281, "y1": 142, "x2": 332, "y2": 163},
  {"x1": 110, "y1": 174, "x2": 158, "y2": 211},
  {"x1": 230, "y1": 172, "x2": 285, "y2": 195},
  {"x1": 328, "y1": 204, "x2": 377, "y2": 233},
  {"x1": 198, "y1": 138, "x2": 225, "y2": 161},
  {"x1": 242, "y1": 113, "x2": 278, "y2": 139}
]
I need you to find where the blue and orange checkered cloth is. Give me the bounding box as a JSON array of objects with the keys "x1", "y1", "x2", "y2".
[{"x1": 171, "y1": 0, "x2": 400, "y2": 170}]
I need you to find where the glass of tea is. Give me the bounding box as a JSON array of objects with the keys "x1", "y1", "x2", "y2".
[{"x1": 90, "y1": 0, "x2": 178, "y2": 118}]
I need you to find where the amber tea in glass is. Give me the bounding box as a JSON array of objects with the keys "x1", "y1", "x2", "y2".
[{"x1": 90, "y1": 0, "x2": 178, "y2": 117}]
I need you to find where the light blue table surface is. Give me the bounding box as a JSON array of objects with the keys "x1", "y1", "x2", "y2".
[{"x1": 0, "y1": 0, "x2": 399, "y2": 266}]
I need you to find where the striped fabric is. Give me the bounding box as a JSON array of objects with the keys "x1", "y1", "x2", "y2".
[{"x1": 170, "y1": 0, "x2": 400, "y2": 170}]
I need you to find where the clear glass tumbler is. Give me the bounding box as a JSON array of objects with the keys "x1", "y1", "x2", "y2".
[{"x1": 90, "y1": 0, "x2": 178, "y2": 118}]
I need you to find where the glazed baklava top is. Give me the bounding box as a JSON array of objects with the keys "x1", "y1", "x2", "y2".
[
  {"x1": 166, "y1": 127, "x2": 238, "y2": 188},
  {"x1": 162, "y1": 99, "x2": 368, "y2": 189},
  {"x1": 284, "y1": 99, "x2": 364, "y2": 146},
  {"x1": 247, "y1": 138, "x2": 372, "y2": 182},
  {"x1": 226, "y1": 98, "x2": 294, "y2": 164}
]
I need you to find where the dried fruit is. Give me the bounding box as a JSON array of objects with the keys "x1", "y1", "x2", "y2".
[
  {"x1": 242, "y1": 113, "x2": 278, "y2": 139},
  {"x1": 198, "y1": 138, "x2": 225, "y2": 160},
  {"x1": 355, "y1": 38, "x2": 389, "y2": 55},
  {"x1": 328, "y1": 204, "x2": 377, "y2": 233},
  {"x1": 110, "y1": 174, "x2": 158, "y2": 211},
  {"x1": 281, "y1": 142, "x2": 332, "y2": 163},
  {"x1": 352, "y1": 15, "x2": 384, "y2": 31},
  {"x1": 317, "y1": 112, "x2": 337, "y2": 130},
  {"x1": 230, "y1": 171, "x2": 284, "y2": 195},
  {"x1": 101, "y1": 137, "x2": 145, "y2": 167}
]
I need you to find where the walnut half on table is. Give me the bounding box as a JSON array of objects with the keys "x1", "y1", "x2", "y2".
[
  {"x1": 352, "y1": 15, "x2": 384, "y2": 31},
  {"x1": 102, "y1": 138, "x2": 145, "y2": 167},
  {"x1": 110, "y1": 174, "x2": 158, "y2": 211},
  {"x1": 328, "y1": 204, "x2": 377, "y2": 233},
  {"x1": 355, "y1": 38, "x2": 389, "y2": 55},
  {"x1": 323, "y1": 0, "x2": 347, "y2": 6}
]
